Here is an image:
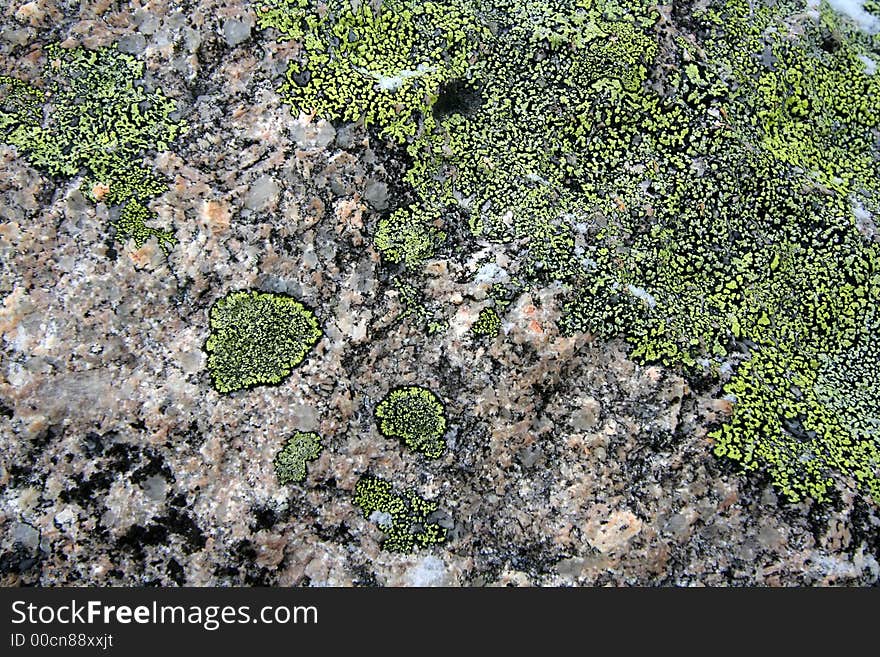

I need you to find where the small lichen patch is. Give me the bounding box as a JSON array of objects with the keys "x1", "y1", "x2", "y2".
[
  {"x1": 471, "y1": 307, "x2": 502, "y2": 337},
  {"x1": 375, "y1": 385, "x2": 447, "y2": 458},
  {"x1": 374, "y1": 205, "x2": 446, "y2": 267},
  {"x1": 354, "y1": 476, "x2": 447, "y2": 553},
  {"x1": 273, "y1": 431, "x2": 323, "y2": 484}
]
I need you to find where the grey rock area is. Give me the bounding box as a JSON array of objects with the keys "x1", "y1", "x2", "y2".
[
  {"x1": 222, "y1": 17, "x2": 251, "y2": 47},
  {"x1": 0, "y1": 1, "x2": 878, "y2": 587}
]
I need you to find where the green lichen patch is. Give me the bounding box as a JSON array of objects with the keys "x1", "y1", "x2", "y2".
[
  {"x1": 274, "y1": 431, "x2": 323, "y2": 484},
  {"x1": 374, "y1": 204, "x2": 446, "y2": 267},
  {"x1": 116, "y1": 199, "x2": 177, "y2": 253},
  {"x1": 0, "y1": 43, "x2": 186, "y2": 253},
  {"x1": 353, "y1": 476, "x2": 447, "y2": 553},
  {"x1": 262, "y1": 0, "x2": 880, "y2": 504},
  {"x1": 255, "y1": 0, "x2": 481, "y2": 142},
  {"x1": 375, "y1": 385, "x2": 447, "y2": 458},
  {"x1": 0, "y1": 75, "x2": 44, "y2": 133},
  {"x1": 471, "y1": 307, "x2": 501, "y2": 337},
  {"x1": 205, "y1": 290, "x2": 322, "y2": 394}
]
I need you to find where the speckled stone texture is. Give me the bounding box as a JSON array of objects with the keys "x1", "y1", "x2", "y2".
[{"x1": 1, "y1": 0, "x2": 878, "y2": 586}]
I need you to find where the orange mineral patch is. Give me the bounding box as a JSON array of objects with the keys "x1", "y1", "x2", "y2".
[
  {"x1": 91, "y1": 182, "x2": 110, "y2": 201},
  {"x1": 200, "y1": 200, "x2": 231, "y2": 233}
]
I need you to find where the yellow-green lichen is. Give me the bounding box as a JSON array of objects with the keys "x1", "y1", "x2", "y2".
[
  {"x1": 116, "y1": 199, "x2": 177, "y2": 253},
  {"x1": 354, "y1": 476, "x2": 447, "y2": 553},
  {"x1": 374, "y1": 204, "x2": 446, "y2": 267},
  {"x1": 471, "y1": 307, "x2": 501, "y2": 337},
  {"x1": 255, "y1": 0, "x2": 481, "y2": 143},
  {"x1": 205, "y1": 290, "x2": 322, "y2": 394},
  {"x1": 274, "y1": 431, "x2": 323, "y2": 484},
  {"x1": 259, "y1": 0, "x2": 880, "y2": 505},
  {"x1": 375, "y1": 385, "x2": 447, "y2": 458},
  {"x1": 0, "y1": 43, "x2": 186, "y2": 253}
]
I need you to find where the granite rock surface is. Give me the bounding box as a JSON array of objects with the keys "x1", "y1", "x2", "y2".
[{"x1": 1, "y1": 0, "x2": 878, "y2": 586}]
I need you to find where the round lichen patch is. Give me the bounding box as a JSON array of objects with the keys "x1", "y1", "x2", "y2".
[
  {"x1": 205, "y1": 290, "x2": 322, "y2": 393},
  {"x1": 375, "y1": 385, "x2": 447, "y2": 458}
]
